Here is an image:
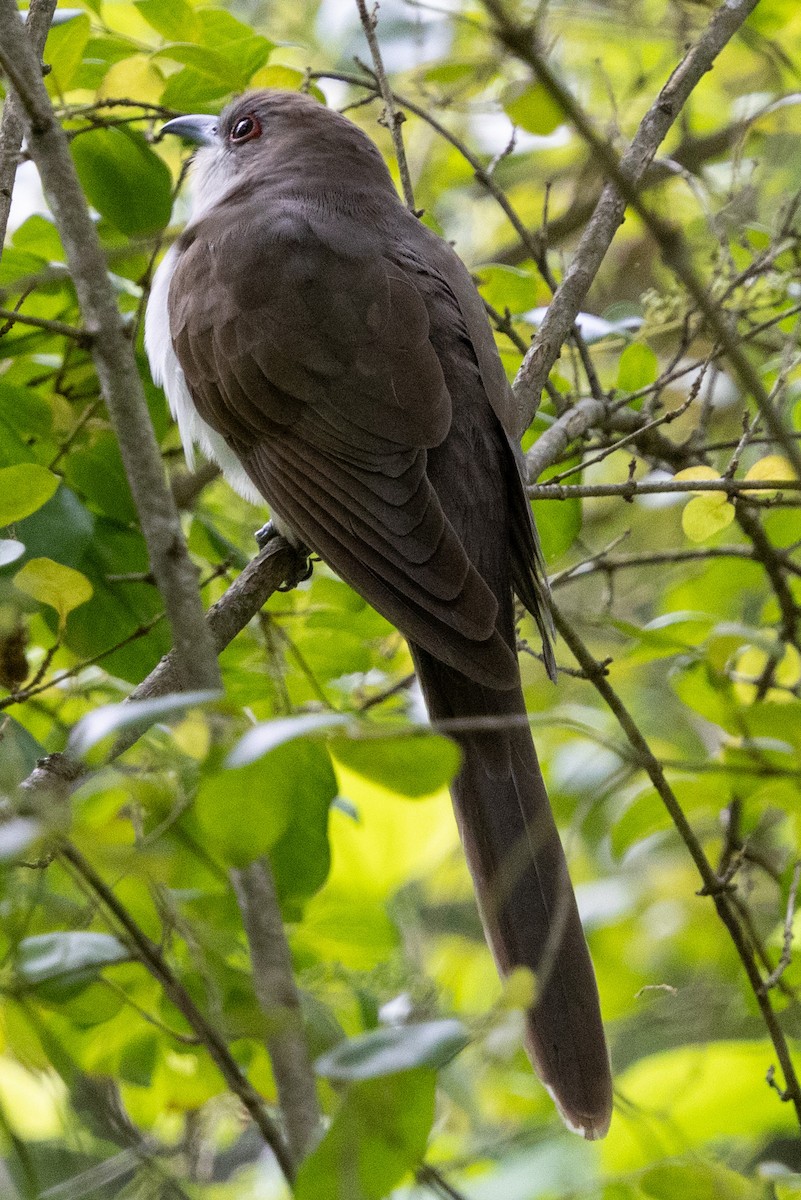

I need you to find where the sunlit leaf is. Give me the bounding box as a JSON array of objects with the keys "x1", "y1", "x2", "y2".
[
  {"x1": 617, "y1": 343, "x2": 658, "y2": 392},
  {"x1": 503, "y1": 81, "x2": 564, "y2": 135},
  {"x1": 44, "y1": 11, "x2": 90, "y2": 94},
  {"x1": 14, "y1": 556, "x2": 93, "y2": 628},
  {"x1": 0, "y1": 464, "x2": 59, "y2": 524},
  {"x1": 135, "y1": 0, "x2": 198, "y2": 40},
  {"x1": 682, "y1": 494, "x2": 735, "y2": 542}
]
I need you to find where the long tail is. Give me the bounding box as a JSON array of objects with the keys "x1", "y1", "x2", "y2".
[{"x1": 411, "y1": 645, "x2": 613, "y2": 1139}]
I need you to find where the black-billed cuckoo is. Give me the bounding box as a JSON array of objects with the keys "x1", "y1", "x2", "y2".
[{"x1": 145, "y1": 89, "x2": 612, "y2": 1138}]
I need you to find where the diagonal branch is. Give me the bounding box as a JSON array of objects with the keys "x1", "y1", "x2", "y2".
[
  {"x1": 0, "y1": 0, "x2": 221, "y2": 694},
  {"x1": 479, "y1": 0, "x2": 765, "y2": 435},
  {"x1": 551, "y1": 603, "x2": 801, "y2": 1131}
]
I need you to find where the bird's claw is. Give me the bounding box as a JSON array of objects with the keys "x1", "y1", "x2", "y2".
[{"x1": 254, "y1": 521, "x2": 314, "y2": 591}]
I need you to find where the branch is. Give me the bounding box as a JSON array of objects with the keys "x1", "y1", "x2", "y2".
[
  {"x1": 479, "y1": 0, "x2": 764, "y2": 434},
  {"x1": 0, "y1": 0, "x2": 55, "y2": 249},
  {"x1": 354, "y1": 0, "x2": 417, "y2": 212},
  {"x1": 492, "y1": 0, "x2": 801, "y2": 477},
  {"x1": 231, "y1": 861, "x2": 321, "y2": 1165},
  {"x1": 0, "y1": 305, "x2": 91, "y2": 343},
  {"x1": 529, "y1": 477, "x2": 801, "y2": 500},
  {"x1": 550, "y1": 545, "x2": 765, "y2": 587},
  {"x1": 0, "y1": 0, "x2": 221, "y2": 694},
  {"x1": 551, "y1": 603, "x2": 801, "y2": 1130},
  {"x1": 57, "y1": 840, "x2": 295, "y2": 1183},
  {"x1": 492, "y1": 119, "x2": 752, "y2": 266}
]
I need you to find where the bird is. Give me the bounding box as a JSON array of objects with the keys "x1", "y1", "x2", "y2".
[{"x1": 144, "y1": 88, "x2": 612, "y2": 1139}]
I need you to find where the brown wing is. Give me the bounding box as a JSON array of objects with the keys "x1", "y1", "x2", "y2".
[{"x1": 169, "y1": 196, "x2": 519, "y2": 688}]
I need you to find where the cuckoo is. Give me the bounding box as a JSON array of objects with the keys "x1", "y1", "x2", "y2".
[{"x1": 145, "y1": 89, "x2": 612, "y2": 1138}]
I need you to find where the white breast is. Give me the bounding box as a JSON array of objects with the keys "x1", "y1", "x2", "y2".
[{"x1": 144, "y1": 242, "x2": 262, "y2": 505}]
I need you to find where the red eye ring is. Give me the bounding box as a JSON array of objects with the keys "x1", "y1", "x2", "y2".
[{"x1": 230, "y1": 114, "x2": 261, "y2": 144}]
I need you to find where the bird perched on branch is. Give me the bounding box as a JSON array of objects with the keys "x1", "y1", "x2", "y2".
[{"x1": 145, "y1": 88, "x2": 612, "y2": 1139}]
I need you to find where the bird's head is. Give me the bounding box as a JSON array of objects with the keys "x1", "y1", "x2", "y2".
[{"x1": 160, "y1": 89, "x2": 395, "y2": 219}]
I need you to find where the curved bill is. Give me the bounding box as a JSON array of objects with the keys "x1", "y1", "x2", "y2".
[{"x1": 160, "y1": 114, "x2": 218, "y2": 146}]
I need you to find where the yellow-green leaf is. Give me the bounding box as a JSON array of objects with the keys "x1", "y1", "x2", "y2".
[
  {"x1": 673, "y1": 466, "x2": 720, "y2": 489},
  {"x1": 502, "y1": 81, "x2": 563, "y2": 135},
  {"x1": 682, "y1": 494, "x2": 735, "y2": 542},
  {"x1": 617, "y1": 342, "x2": 658, "y2": 392},
  {"x1": 0, "y1": 465, "x2": 59, "y2": 525},
  {"x1": 44, "y1": 12, "x2": 90, "y2": 95},
  {"x1": 249, "y1": 64, "x2": 326, "y2": 102},
  {"x1": 744, "y1": 454, "x2": 797, "y2": 490},
  {"x1": 14, "y1": 558, "x2": 93, "y2": 628}
]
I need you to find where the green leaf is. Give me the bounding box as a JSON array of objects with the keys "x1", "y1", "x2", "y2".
[
  {"x1": 63, "y1": 430, "x2": 137, "y2": 523},
  {"x1": 531, "y1": 492, "x2": 581, "y2": 561},
  {"x1": 72, "y1": 34, "x2": 141, "y2": 90},
  {"x1": 269, "y1": 742, "x2": 338, "y2": 908},
  {"x1": 331, "y1": 730, "x2": 461, "y2": 798},
  {"x1": 14, "y1": 556, "x2": 93, "y2": 628},
  {"x1": 196, "y1": 739, "x2": 336, "y2": 869},
  {"x1": 68, "y1": 690, "x2": 221, "y2": 758},
  {"x1": 641, "y1": 1159, "x2": 761, "y2": 1200},
  {"x1": 135, "y1": 0, "x2": 198, "y2": 40},
  {"x1": 250, "y1": 64, "x2": 327, "y2": 103},
  {"x1": 477, "y1": 263, "x2": 540, "y2": 316},
  {"x1": 159, "y1": 67, "x2": 229, "y2": 111},
  {"x1": 71, "y1": 126, "x2": 173, "y2": 236},
  {"x1": 503, "y1": 81, "x2": 564, "y2": 135},
  {"x1": 0, "y1": 464, "x2": 59, "y2": 524},
  {"x1": 12, "y1": 215, "x2": 64, "y2": 262},
  {"x1": 531, "y1": 455, "x2": 582, "y2": 561},
  {"x1": 152, "y1": 42, "x2": 244, "y2": 85},
  {"x1": 0, "y1": 717, "x2": 44, "y2": 792},
  {"x1": 195, "y1": 9, "x2": 273, "y2": 76},
  {"x1": 617, "y1": 342, "x2": 658, "y2": 392},
  {"x1": 315, "y1": 1020, "x2": 469, "y2": 1081},
  {"x1": 44, "y1": 11, "x2": 90, "y2": 94},
  {"x1": 295, "y1": 1069, "x2": 436, "y2": 1200},
  {"x1": 227, "y1": 711, "x2": 351, "y2": 768},
  {"x1": 17, "y1": 932, "x2": 130, "y2": 987}
]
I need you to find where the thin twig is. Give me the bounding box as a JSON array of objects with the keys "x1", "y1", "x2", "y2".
[
  {"x1": 57, "y1": 841, "x2": 295, "y2": 1182},
  {"x1": 0, "y1": 306, "x2": 92, "y2": 343},
  {"x1": 529, "y1": 477, "x2": 801, "y2": 501},
  {"x1": 354, "y1": 0, "x2": 417, "y2": 212},
  {"x1": 479, "y1": 0, "x2": 764, "y2": 432},
  {"x1": 552, "y1": 602, "x2": 801, "y2": 1129},
  {"x1": 761, "y1": 861, "x2": 801, "y2": 995}
]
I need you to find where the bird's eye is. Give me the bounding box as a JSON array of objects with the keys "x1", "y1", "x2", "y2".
[{"x1": 230, "y1": 115, "x2": 261, "y2": 144}]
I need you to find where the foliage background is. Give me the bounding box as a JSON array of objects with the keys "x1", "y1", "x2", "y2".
[{"x1": 0, "y1": 0, "x2": 800, "y2": 1196}]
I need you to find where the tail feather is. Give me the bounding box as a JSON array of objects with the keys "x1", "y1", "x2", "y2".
[{"x1": 411, "y1": 646, "x2": 613, "y2": 1139}]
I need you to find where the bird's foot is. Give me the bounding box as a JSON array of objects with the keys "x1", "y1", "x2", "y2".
[{"x1": 254, "y1": 521, "x2": 314, "y2": 591}]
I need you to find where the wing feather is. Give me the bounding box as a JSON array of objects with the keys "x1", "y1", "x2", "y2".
[{"x1": 169, "y1": 195, "x2": 533, "y2": 686}]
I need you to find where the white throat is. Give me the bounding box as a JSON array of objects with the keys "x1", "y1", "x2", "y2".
[{"x1": 144, "y1": 150, "x2": 261, "y2": 506}]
